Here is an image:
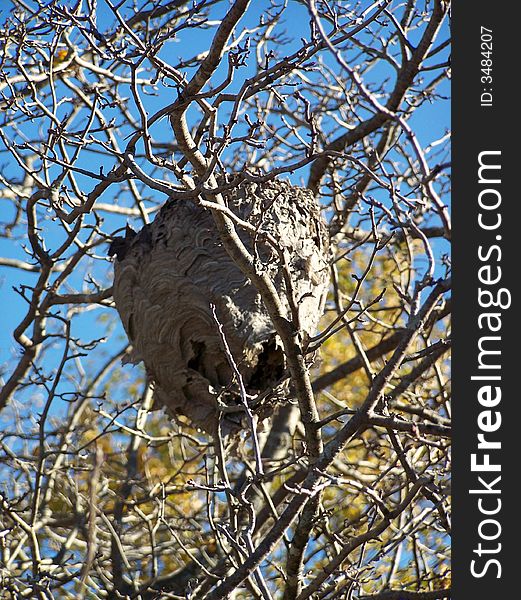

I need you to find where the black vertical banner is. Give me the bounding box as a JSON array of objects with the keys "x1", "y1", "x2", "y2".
[{"x1": 453, "y1": 2, "x2": 516, "y2": 598}]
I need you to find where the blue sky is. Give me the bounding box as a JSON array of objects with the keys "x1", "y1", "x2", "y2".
[{"x1": 0, "y1": 0, "x2": 450, "y2": 400}]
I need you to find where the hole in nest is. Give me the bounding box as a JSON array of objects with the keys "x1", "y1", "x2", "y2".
[
  {"x1": 248, "y1": 338, "x2": 284, "y2": 391},
  {"x1": 188, "y1": 340, "x2": 205, "y2": 373}
]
